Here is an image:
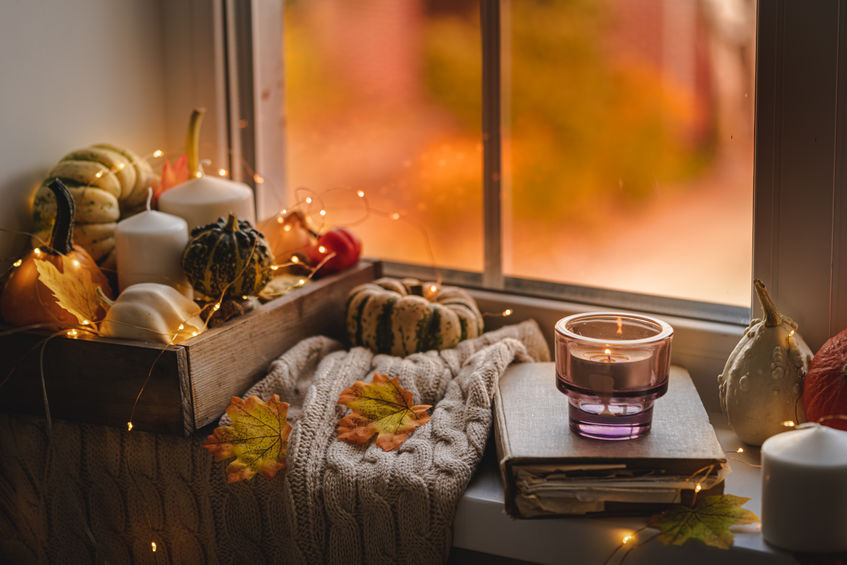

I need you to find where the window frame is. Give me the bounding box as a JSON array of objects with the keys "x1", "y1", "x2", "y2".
[{"x1": 208, "y1": 0, "x2": 846, "y2": 382}]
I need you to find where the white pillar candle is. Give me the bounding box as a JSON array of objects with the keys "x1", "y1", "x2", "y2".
[
  {"x1": 761, "y1": 423, "x2": 847, "y2": 552},
  {"x1": 115, "y1": 191, "x2": 191, "y2": 296},
  {"x1": 158, "y1": 175, "x2": 255, "y2": 231}
]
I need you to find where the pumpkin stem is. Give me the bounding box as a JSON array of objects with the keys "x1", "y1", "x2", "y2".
[
  {"x1": 186, "y1": 108, "x2": 205, "y2": 178},
  {"x1": 225, "y1": 213, "x2": 240, "y2": 232},
  {"x1": 754, "y1": 279, "x2": 782, "y2": 327},
  {"x1": 46, "y1": 179, "x2": 75, "y2": 255}
]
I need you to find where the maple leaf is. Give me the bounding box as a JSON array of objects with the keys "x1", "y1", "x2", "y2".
[
  {"x1": 337, "y1": 373, "x2": 431, "y2": 451},
  {"x1": 34, "y1": 257, "x2": 104, "y2": 325},
  {"x1": 647, "y1": 494, "x2": 759, "y2": 550},
  {"x1": 202, "y1": 394, "x2": 292, "y2": 483},
  {"x1": 153, "y1": 154, "x2": 189, "y2": 205}
]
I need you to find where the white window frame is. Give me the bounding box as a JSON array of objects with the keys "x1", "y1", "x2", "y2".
[{"x1": 180, "y1": 0, "x2": 847, "y2": 407}]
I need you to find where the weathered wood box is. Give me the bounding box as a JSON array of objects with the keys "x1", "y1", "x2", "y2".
[{"x1": 0, "y1": 261, "x2": 380, "y2": 435}]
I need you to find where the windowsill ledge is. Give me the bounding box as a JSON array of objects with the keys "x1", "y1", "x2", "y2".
[{"x1": 452, "y1": 413, "x2": 795, "y2": 565}]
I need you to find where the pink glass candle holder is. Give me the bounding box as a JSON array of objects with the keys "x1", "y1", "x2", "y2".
[{"x1": 555, "y1": 312, "x2": 673, "y2": 440}]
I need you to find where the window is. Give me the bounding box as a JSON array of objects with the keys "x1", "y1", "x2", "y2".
[{"x1": 278, "y1": 0, "x2": 756, "y2": 324}]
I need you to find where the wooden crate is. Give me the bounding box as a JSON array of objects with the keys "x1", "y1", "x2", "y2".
[{"x1": 0, "y1": 261, "x2": 380, "y2": 435}]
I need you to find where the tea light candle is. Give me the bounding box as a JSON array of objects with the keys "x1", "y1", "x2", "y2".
[
  {"x1": 761, "y1": 423, "x2": 847, "y2": 552},
  {"x1": 567, "y1": 347, "x2": 655, "y2": 392},
  {"x1": 115, "y1": 190, "x2": 190, "y2": 296}
]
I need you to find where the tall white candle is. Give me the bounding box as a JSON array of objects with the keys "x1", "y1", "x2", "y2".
[
  {"x1": 115, "y1": 190, "x2": 190, "y2": 296},
  {"x1": 158, "y1": 175, "x2": 255, "y2": 231},
  {"x1": 761, "y1": 423, "x2": 847, "y2": 552}
]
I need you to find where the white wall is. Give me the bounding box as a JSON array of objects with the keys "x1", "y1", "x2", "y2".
[{"x1": 0, "y1": 0, "x2": 168, "y2": 266}]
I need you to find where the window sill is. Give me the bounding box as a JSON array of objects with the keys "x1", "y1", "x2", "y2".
[{"x1": 452, "y1": 412, "x2": 792, "y2": 565}]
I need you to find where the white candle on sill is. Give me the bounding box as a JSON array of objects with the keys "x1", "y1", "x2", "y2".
[
  {"x1": 115, "y1": 190, "x2": 190, "y2": 296},
  {"x1": 761, "y1": 423, "x2": 847, "y2": 552},
  {"x1": 157, "y1": 174, "x2": 255, "y2": 231}
]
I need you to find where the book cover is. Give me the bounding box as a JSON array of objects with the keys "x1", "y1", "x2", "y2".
[{"x1": 494, "y1": 362, "x2": 728, "y2": 517}]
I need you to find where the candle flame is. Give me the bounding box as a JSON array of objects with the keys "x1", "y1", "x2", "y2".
[{"x1": 616, "y1": 316, "x2": 623, "y2": 336}]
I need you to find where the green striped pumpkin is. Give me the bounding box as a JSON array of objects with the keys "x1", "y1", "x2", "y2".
[
  {"x1": 181, "y1": 214, "x2": 274, "y2": 299},
  {"x1": 346, "y1": 277, "x2": 484, "y2": 356}
]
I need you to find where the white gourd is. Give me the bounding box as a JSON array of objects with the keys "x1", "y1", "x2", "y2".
[
  {"x1": 717, "y1": 280, "x2": 813, "y2": 446},
  {"x1": 99, "y1": 283, "x2": 205, "y2": 344}
]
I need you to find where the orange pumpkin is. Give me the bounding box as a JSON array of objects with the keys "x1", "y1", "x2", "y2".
[
  {"x1": 257, "y1": 210, "x2": 316, "y2": 263},
  {"x1": 0, "y1": 179, "x2": 112, "y2": 328},
  {"x1": 802, "y1": 328, "x2": 847, "y2": 430}
]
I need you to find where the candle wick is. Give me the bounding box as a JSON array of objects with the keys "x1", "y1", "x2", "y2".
[{"x1": 145, "y1": 187, "x2": 153, "y2": 212}]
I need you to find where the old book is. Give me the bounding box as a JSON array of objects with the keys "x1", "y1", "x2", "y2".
[{"x1": 494, "y1": 362, "x2": 728, "y2": 517}]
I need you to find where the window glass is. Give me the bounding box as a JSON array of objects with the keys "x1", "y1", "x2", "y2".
[
  {"x1": 282, "y1": 0, "x2": 483, "y2": 272},
  {"x1": 503, "y1": 0, "x2": 755, "y2": 306}
]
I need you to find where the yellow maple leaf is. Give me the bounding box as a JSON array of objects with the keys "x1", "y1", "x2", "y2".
[
  {"x1": 337, "y1": 373, "x2": 431, "y2": 451},
  {"x1": 647, "y1": 494, "x2": 759, "y2": 550},
  {"x1": 202, "y1": 394, "x2": 292, "y2": 483},
  {"x1": 33, "y1": 256, "x2": 105, "y2": 325}
]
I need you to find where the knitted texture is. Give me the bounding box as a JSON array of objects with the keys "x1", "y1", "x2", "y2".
[{"x1": 0, "y1": 321, "x2": 549, "y2": 564}]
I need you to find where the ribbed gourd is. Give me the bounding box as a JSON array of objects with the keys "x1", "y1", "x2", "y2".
[
  {"x1": 718, "y1": 279, "x2": 813, "y2": 445},
  {"x1": 346, "y1": 277, "x2": 484, "y2": 356},
  {"x1": 181, "y1": 214, "x2": 274, "y2": 299},
  {"x1": 31, "y1": 144, "x2": 155, "y2": 268}
]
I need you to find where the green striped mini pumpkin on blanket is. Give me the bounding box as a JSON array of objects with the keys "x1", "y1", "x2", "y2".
[{"x1": 345, "y1": 277, "x2": 484, "y2": 356}]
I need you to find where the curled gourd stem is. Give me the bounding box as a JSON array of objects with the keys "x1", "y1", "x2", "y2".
[
  {"x1": 96, "y1": 286, "x2": 115, "y2": 309},
  {"x1": 754, "y1": 279, "x2": 782, "y2": 327},
  {"x1": 46, "y1": 179, "x2": 75, "y2": 255},
  {"x1": 186, "y1": 108, "x2": 205, "y2": 178}
]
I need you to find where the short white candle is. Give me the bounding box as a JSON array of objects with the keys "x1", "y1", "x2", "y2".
[
  {"x1": 157, "y1": 175, "x2": 255, "y2": 230},
  {"x1": 115, "y1": 190, "x2": 190, "y2": 296},
  {"x1": 761, "y1": 423, "x2": 847, "y2": 552}
]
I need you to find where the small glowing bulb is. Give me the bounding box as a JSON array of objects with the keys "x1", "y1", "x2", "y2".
[
  {"x1": 67, "y1": 329, "x2": 78, "y2": 337},
  {"x1": 429, "y1": 284, "x2": 438, "y2": 293},
  {"x1": 117, "y1": 163, "x2": 125, "y2": 171},
  {"x1": 318, "y1": 246, "x2": 327, "y2": 254},
  {"x1": 298, "y1": 278, "x2": 306, "y2": 285},
  {"x1": 622, "y1": 534, "x2": 634, "y2": 545},
  {"x1": 357, "y1": 190, "x2": 365, "y2": 198},
  {"x1": 736, "y1": 447, "x2": 744, "y2": 454},
  {"x1": 151, "y1": 541, "x2": 157, "y2": 552},
  {"x1": 95, "y1": 170, "x2": 103, "y2": 179},
  {"x1": 695, "y1": 483, "x2": 702, "y2": 493},
  {"x1": 218, "y1": 168, "x2": 228, "y2": 176},
  {"x1": 783, "y1": 420, "x2": 796, "y2": 428},
  {"x1": 789, "y1": 330, "x2": 795, "y2": 337},
  {"x1": 305, "y1": 197, "x2": 313, "y2": 204},
  {"x1": 81, "y1": 320, "x2": 90, "y2": 326},
  {"x1": 72, "y1": 259, "x2": 81, "y2": 268},
  {"x1": 270, "y1": 265, "x2": 280, "y2": 271},
  {"x1": 502, "y1": 308, "x2": 513, "y2": 317},
  {"x1": 276, "y1": 216, "x2": 284, "y2": 224},
  {"x1": 33, "y1": 248, "x2": 42, "y2": 256},
  {"x1": 192, "y1": 331, "x2": 199, "y2": 337},
  {"x1": 253, "y1": 174, "x2": 264, "y2": 184},
  {"x1": 319, "y1": 209, "x2": 327, "y2": 216},
  {"x1": 213, "y1": 303, "x2": 221, "y2": 311},
  {"x1": 280, "y1": 209, "x2": 288, "y2": 215},
  {"x1": 194, "y1": 172, "x2": 202, "y2": 178},
  {"x1": 291, "y1": 256, "x2": 300, "y2": 263},
  {"x1": 178, "y1": 324, "x2": 185, "y2": 331},
  {"x1": 241, "y1": 295, "x2": 249, "y2": 300},
  {"x1": 153, "y1": 149, "x2": 164, "y2": 158},
  {"x1": 127, "y1": 421, "x2": 133, "y2": 431},
  {"x1": 12, "y1": 259, "x2": 22, "y2": 267},
  {"x1": 391, "y1": 212, "x2": 400, "y2": 220},
  {"x1": 283, "y1": 224, "x2": 292, "y2": 232}
]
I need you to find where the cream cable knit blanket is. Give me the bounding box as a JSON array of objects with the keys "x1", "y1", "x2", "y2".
[{"x1": 0, "y1": 321, "x2": 549, "y2": 564}]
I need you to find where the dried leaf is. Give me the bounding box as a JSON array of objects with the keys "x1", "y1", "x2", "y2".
[
  {"x1": 202, "y1": 394, "x2": 292, "y2": 483},
  {"x1": 34, "y1": 257, "x2": 104, "y2": 325},
  {"x1": 153, "y1": 154, "x2": 189, "y2": 205},
  {"x1": 647, "y1": 494, "x2": 759, "y2": 550},
  {"x1": 337, "y1": 373, "x2": 431, "y2": 451}
]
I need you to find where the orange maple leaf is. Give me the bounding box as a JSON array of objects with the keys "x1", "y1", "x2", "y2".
[
  {"x1": 202, "y1": 394, "x2": 292, "y2": 483},
  {"x1": 153, "y1": 154, "x2": 189, "y2": 205},
  {"x1": 337, "y1": 373, "x2": 431, "y2": 451}
]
